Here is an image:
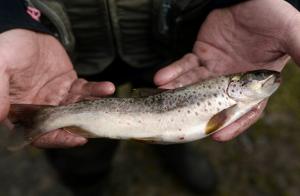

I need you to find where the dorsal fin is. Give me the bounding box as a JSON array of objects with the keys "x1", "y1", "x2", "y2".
[{"x1": 131, "y1": 88, "x2": 167, "y2": 98}]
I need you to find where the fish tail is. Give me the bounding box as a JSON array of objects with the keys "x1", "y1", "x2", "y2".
[{"x1": 6, "y1": 104, "x2": 51, "y2": 151}]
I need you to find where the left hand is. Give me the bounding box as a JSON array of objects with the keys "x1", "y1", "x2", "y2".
[
  {"x1": 154, "y1": 0, "x2": 300, "y2": 141},
  {"x1": 0, "y1": 30, "x2": 115, "y2": 148}
]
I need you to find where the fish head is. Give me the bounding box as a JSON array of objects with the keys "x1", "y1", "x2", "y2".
[{"x1": 227, "y1": 70, "x2": 281, "y2": 102}]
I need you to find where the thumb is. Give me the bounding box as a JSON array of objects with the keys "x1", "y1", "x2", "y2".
[
  {"x1": 154, "y1": 54, "x2": 201, "y2": 87},
  {"x1": 0, "y1": 73, "x2": 10, "y2": 122}
]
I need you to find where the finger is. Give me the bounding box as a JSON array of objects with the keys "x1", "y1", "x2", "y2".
[
  {"x1": 32, "y1": 129, "x2": 87, "y2": 148},
  {"x1": 0, "y1": 73, "x2": 10, "y2": 122},
  {"x1": 159, "y1": 66, "x2": 213, "y2": 89},
  {"x1": 154, "y1": 53, "x2": 200, "y2": 86},
  {"x1": 62, "y1": 80, "x2": 116, "y2": 104},
  {"x1": 81, "y1": 81, "x2": 115, "y2": 97},
  {"x1": 69, "y1": 79, "x2": 115, "y2": 97},
  {"x1": 212, "y1": 100, "x2": 268, "y2": 142}
]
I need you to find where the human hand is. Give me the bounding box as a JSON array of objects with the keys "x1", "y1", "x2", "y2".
[
  {"x1": 154, "y1": 0, "x2": 300, "y2": 141},
  {"x1": 0, "y1": 29, "x2": 115, "y2": 148}
]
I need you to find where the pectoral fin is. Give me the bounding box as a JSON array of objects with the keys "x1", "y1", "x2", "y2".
[
  {"x1": 63, "y1": 126, "x2": 98, "y2": 138},
  {"x1": 205, "y1": 105, "x2": 237, "y2": 135}
]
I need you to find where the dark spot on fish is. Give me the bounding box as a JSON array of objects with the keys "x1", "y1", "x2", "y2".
[
  {"x1": 187, "y1": 110, "x2": 191, "y2": 114},
  {"x1": 218, "y1": 102, "x2": 222, "y2": 106},
  {"x1": 208, "y1": 85, "x2": 212, "y2": 89},
  {"x1": 195, "y1": 112, "x2": 199, "y2": 116},
  {"x1": 208, "y1": 102, "x2": 212, "y2": 106},
  {"x1": 231, "y1": 89, "x2": 235, "y2": 93},
  {"x1": 197, "y1": 102, "x2": 200, "y2": 106},
  {"x1": 179, "y1": 137, "x2": 185, "y2": 140},
  {"x1": 178, "y1": 110, "x2": 181, "y2": 113},
  {"x1": 213, "y1": 94, "x2": 218, "y2": 97},
  {"x1": 240, "y1": 91, "x2": 242, "y2": 94},
  {"x1": 179, "y1": 128, "x2": 182, "y2": 131}
]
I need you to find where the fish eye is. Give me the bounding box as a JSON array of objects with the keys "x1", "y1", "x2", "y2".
[{"x1": 243, "y1": 72, "x2": 266, "y2": 82}]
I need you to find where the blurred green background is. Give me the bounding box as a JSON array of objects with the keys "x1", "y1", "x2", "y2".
[{"x1": 0, "y1": 63, "x2": 299, "y2": 196}]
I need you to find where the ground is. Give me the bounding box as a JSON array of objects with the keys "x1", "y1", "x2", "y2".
[{"x1": 0, "y1": 63, "x2": 299, "y2": 196}]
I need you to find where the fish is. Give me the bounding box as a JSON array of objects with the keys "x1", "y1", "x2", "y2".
[{"x1": 7, "y1": 70, "x2": 281, "y2": 150}]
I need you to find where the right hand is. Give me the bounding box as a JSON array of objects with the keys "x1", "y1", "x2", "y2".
[
  {"x1": 0, "y1": 29, "x2": 115, "y2": 148},
  {"x1": 154, "y1": 0, "x2": 299, "y2": 142}
]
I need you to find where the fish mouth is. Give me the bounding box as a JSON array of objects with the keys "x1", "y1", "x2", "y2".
[{"x1": 262, "y1": 71, "x2": 281, "y2": 87}]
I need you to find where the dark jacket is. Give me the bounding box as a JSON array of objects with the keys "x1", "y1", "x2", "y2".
[{"x1": 1, "y1": 0, "x2": 299, "y2": 76}]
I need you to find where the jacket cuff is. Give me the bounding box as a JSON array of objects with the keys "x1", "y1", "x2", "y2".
[{"x1": 0, "y1": 0, "x2": 50, "y2": 34}]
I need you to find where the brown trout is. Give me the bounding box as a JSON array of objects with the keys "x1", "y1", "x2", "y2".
[{"x1": 8, "y1": 70, "x2": 281, "y2": 149}]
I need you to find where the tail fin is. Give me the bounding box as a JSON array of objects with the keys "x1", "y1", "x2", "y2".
[{"x1": 6, "y1": 104, "x2": 51, "y2": 151}]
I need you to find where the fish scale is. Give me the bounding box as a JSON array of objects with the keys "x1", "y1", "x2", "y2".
[{"x1": 7, "y1": 70, "x2": 281, "y2": 150}]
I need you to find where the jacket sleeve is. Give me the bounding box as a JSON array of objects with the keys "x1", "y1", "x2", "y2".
[
  {"x1": 0, "y1": 0, "x2": 49, "y2": 33},
  {"x1": 211, "y1": 0, "x2": 300, "y2": 10}
]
